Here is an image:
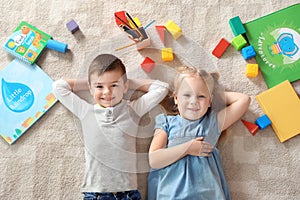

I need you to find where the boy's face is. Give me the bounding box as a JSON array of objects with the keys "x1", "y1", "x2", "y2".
[
  {"x1": 89, "y1": 69, "x2": 128, "y2": 108},
  {"x1": 174, "y1": 76, "x2": 211, "y2": 120}
]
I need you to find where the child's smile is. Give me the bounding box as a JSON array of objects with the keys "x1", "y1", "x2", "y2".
[{"x1": 89, "y1": 70, "x2": 128, "y2": 107}]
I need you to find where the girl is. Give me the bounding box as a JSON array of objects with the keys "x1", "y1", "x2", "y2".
[{"x1": 148, "y1": 66, "x2": 250, "y2": 200}]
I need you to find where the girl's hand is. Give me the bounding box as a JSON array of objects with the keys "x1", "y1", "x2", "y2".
[{"x1": 186, "y1": 137, "x2": 213, "y2": 157}]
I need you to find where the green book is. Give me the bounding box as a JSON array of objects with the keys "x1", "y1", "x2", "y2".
[
  {"x1": 244, "y1": 3, "x2": 300, "y2": 88},
  {"x1": 2, "y1": 21, "x2": 52, "y2": 64}
]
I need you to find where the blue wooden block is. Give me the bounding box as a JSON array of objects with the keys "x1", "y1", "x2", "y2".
[
  {"x1": 242, "y1": 45, "x2": 256, "y2": 60},
  {"x1": 255, "y1": 114, "x2": 271, "y2": 129},
  {"x1": 229, "y1": 16, "x2": 246, "y2": 36},
  {"x1": 46, "y1": 39, "x2": 68, "y2": 53}
]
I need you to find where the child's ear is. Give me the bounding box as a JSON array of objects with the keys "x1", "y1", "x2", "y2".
[{"x1": 173, "y1": 92, "x2": 178, "y2": 105}]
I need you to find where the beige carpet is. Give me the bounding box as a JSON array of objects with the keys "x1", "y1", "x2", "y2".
[{"x1": 1, "y1": 0, "x2": 300, "y2": 199}]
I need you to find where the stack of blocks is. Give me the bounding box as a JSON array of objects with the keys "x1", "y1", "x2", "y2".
[
  {"x1": 140, "y1": 19, "x2": 182, "y2": 72},
  {"x1": 229, "y1": 16, "x2": 258, "y2": 78}
]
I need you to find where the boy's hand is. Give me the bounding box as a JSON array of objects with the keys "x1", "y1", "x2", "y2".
[{"x1": 186, "y1": 137, "x2": 213, "y2": 157}]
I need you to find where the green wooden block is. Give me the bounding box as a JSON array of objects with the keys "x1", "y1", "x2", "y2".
[
  {"x1": 229, "y1": 16, "x2": 246, "y2": 36},
  {"x1": 231, "y1": 34, "x2": 247, "y2": 50}
]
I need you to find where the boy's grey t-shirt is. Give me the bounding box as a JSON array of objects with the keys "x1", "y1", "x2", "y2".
[{"x1": 53, "y1": 79, "x2": 169, "y2": 192}]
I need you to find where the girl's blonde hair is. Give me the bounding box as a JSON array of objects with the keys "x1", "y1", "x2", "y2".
[{"x1": 161, "y1": 66, "x2": 225, "y2": 115}]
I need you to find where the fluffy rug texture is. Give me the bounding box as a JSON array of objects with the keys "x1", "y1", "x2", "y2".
[{"x1": 0, "y1": 0, "x2": 299, "y2": 199}]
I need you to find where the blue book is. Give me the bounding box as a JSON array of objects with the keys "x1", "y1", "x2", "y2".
[{"x1": 0, "y1": 59, "x2": 57, "y2": 144}]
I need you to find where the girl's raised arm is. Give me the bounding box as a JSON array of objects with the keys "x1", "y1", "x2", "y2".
[{"x1": 217, "y1": 91, "x2": 250, "y2": 131}]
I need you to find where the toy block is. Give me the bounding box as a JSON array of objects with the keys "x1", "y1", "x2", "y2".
[
  {"x1": 155, "y1": 26, "x2": 165, "y2": 45},
  {"x1": 66, "y1": 19, "x2": 79, "y2": 34},
  {"x1": 246, "y1": 63, "x2": 259, "y2": 78},
  {"x1": 242, "y1": 45, "x2": 256, "y2": 60},
  {"x1": 212, "y1": 38, "x2": 230, "y2": 58},
  {"x1": 46, "y1": 39, "x2": 68, "y2": 53},
  {"x1": 241, "y1": 119, "x2": 259, "y2": 136},
  {"x1": 255, "y1": 114, "x2": 271, "y2": 129},
  {"x1": 162, "y1": 48, "x2": 173, "y2": 62},
  {"x1": 141, "y1": 57, "x2": 155, "y2": 73},
  {"x1": 229, "y1": 16, "x2": 246, "y2": 36},
  {"x1": 164, "y1": 20, "x2": 182, "y2": 40},
  {"x1": 231, "y1": 34, "x2": 247, "y2": 50}
]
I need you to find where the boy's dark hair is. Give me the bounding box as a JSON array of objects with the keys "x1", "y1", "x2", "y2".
[{"x1": 88, "y1": 54, "x2": 127, "y2": 84}]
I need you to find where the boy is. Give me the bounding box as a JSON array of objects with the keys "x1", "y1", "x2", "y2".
[{"x1": 53, "y1": 54, "x2": 169, "y2": 200}]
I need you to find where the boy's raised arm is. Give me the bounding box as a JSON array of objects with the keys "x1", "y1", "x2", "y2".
[
  {"x1": 128, "y1": 79, "x2": 155, "y2": 92},
  {"x1": 65, "y1": 79, "x2": 89, "y2": 92},
  {"x1": 128, "y1": 79, "x2": 169, "y2": 117}
]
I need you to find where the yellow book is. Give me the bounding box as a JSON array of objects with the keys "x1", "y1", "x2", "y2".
[{"x1": 255, "y1": 80, "x2": 300, "y2": 142}]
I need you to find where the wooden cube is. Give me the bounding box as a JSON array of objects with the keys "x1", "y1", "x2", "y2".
[
  {"x1": 231, "y1": 34, "x2": 247, "y2": 50},
  {"x1": 164, "y1": 20, "x2": 182, "y2": 40},
  {"x1": 162, "y1": 48, "x2": 173, "y2": 62},
  {"x1": 246, "y1": 63, "x2": 258, "y2": 78}
]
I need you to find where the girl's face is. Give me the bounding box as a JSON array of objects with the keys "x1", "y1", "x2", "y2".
[
  {"x1": 89, "y1": 69, "x2": 128, "y2": 108},
  {"x1": 174, "y1": 76, "x2": 211, "y2": 120}
]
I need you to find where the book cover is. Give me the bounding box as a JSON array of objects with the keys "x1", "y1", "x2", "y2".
[
  {"x1": 244, "y1": 4, "x2": 300, "y2": 88},
  {"x1": 0, "y1": 59, "x2": 57, "y2": 144},
  {"x1": 255, "y1": 80, "x2": 300, "y2": 142},
  {"x1": 2, "y1": 21, "x2": 52, "y2": 64}
]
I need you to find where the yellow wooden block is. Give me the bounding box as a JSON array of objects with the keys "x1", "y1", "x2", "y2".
[
  {"x1": 246, "y1": 64, "x2": 258, "y2": 77},
  {"x1": 162, "y1": 48, "x2": 173, "y2": 62},
  {"x1": 164, "y1": 20, "x2": 182, "y2": 40}
]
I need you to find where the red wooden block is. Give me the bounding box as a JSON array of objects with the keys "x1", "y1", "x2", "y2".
[
  {"x1": 155, "y1": 26, "x2": 165, "y2": 45},
  {"x1": 241, "y1": 119, "x2": 259, "y2": 136},
  {"x1": 212, "y1": 38, "x2": 230, "y2": 58},
  {"x1": 141, "y1": 57, "x2": 155, "y2": 73}
]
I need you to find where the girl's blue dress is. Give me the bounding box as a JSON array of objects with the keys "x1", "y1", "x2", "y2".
[{"x1": 148, "y1": 112, "x2": 231, "y2": 200}]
